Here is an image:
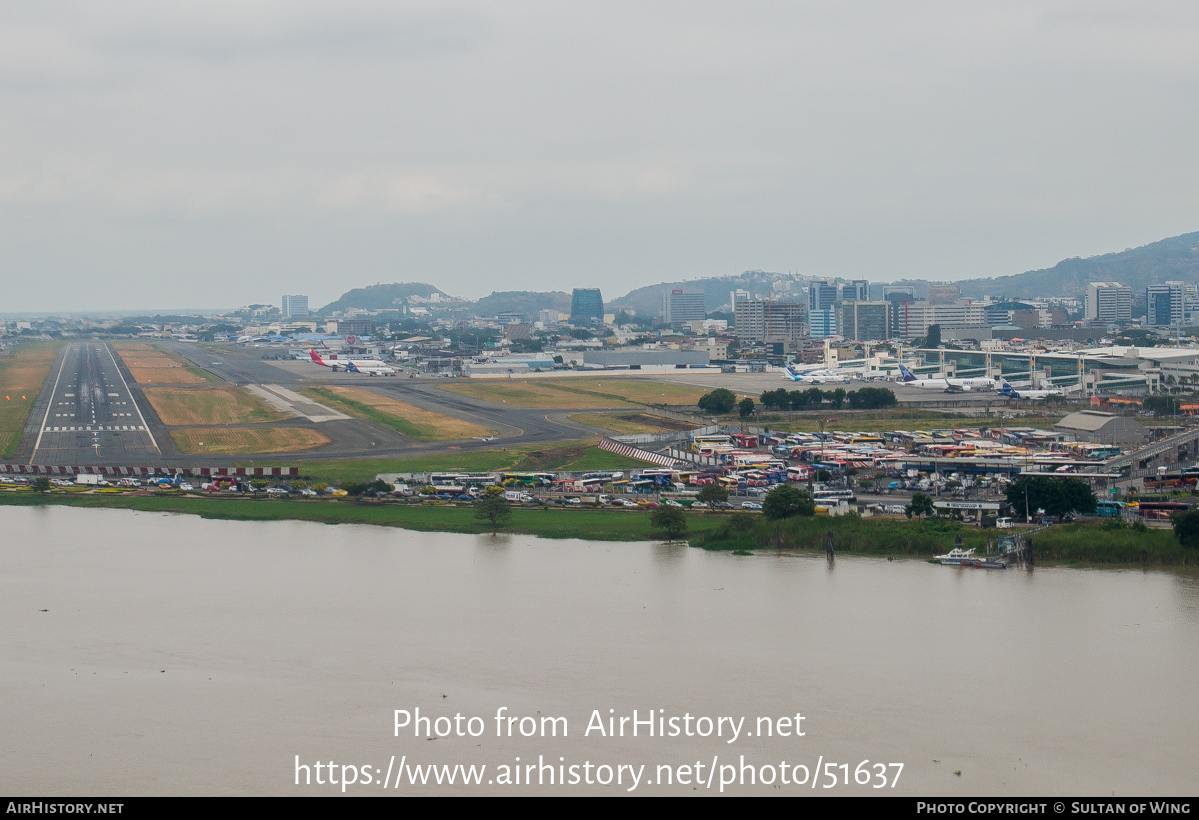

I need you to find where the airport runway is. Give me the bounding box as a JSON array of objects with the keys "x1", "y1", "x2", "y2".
[
  {"x1": 25, "y1": 343, "x2": 162, "y2": 465},
  {"x1": 154, "y1": 344, "x2": 611, "y2": 460}
]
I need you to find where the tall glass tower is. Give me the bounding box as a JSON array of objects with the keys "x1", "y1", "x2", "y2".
[{"x1": 570, "y1": 289, "x2": 604, "y2": 323}]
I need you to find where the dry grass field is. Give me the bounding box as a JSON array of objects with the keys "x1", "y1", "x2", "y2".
[
  {"x1": 113, "y1": 343, "x2": 212, "y2": 384},
  {"x1": 304, "y1": 386, "x2": 496, "y2": 441},
  {"x1": 439, "y1": 378, "x2": 707, "y2": 409},
  {"x1": 567, "y1": 411, "x2": 701, "y2": 435},
  {"x1": 143, "y1": 385, "x2": 289, "y2": 426},
  {"x1": 170, "y1": 427, "x2": 330, "y2": 455},
  {"x1": 0, "y1": 343, "x2": 60, "y2": 458}
]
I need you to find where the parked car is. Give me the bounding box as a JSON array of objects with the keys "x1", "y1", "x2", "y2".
[{"x1": 741, "y1": 501, "x2": 763, "y2": 510}]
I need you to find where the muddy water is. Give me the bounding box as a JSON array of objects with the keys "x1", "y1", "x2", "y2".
[{"x1": 1, "y1": 506, "x2": 1196, "y2": 795}]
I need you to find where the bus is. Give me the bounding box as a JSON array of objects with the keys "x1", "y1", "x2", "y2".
[
  {"x1": 639, "y1": 469, "x2": 678, "y2": 487},
  {"x1": 691, "y1": 435, "x2": 732, "y2": 454},
  {"x1": 430, "y1": 472, "x2": 496, "y2": 488},
  {"x1": 812, "y1": 489, "x2": 856, "y2": 504},
  {"x1": 500, "y1": 472, "x2": 556, "y2": 487},
  {"x1": 1136, "y1": 501, "x2": 1189, "y2": 519},
  {"x1": 1095, "y1": 500, "x2": 1125, "y2": 517}
]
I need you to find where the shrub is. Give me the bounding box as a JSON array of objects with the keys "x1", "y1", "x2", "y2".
[
  {"x1": 762, "y1": 485, "x2": 816, "y2": 520},
  {"x1": 698, "y1": 388, "x2": 737, "y2": 414}
]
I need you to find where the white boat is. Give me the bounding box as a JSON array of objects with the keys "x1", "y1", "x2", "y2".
[{"x1": 935, "y1": 547, "x2": 1006, "y2": 569}]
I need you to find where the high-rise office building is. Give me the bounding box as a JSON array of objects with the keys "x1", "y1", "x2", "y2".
[
  {"x1": 1084, "y1": 282, "x2": 1132, "y2": 324},
  {"x1": 734, "y1": 300, "x2": 806, "y2": 348},
  {"x1": 1146, "y1": 282, "x2": 1185, "y2": 327},
  {"x1": 570, "y1": 289, "x2": 604, "y2": 324},
  {"x1": 840, "y1": 280, "x2": 869, "y2": 302},
  {"x1": 808, "y1": 280, "x2": 839, "y2": 313},
  {"x1": 809, "y1": 309, "x2": 838, "y2": 339},
  {"x1": 663, "y1": 290, "x2": 706, "y2": 325},
  {"x1": 883, "y1": 287, "x2": 917, "y2": 338},
  {"x1": 281, "y1": 295, "x2": 309, "y2": 318},
  {"x1": 837, "y1": 302, "x2": 890, "y2": 341}
]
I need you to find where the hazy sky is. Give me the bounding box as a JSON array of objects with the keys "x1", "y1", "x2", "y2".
[{"x1": 3, "y1": 1, "x2": 1198, "y2": 312}]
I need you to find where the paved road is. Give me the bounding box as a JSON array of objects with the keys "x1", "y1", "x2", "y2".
[{"x1": 24, "y1": 343, "x2": 162, "y2": 465}]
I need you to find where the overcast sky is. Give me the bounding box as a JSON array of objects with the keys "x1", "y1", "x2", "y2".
[{"x1": 2, "y1": 1, "x2": 1198, "y2": 312}]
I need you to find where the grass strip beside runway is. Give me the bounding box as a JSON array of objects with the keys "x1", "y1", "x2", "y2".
[
  {"x1": 568, "y1": 411, "x2": 701, "y2": 434},
  {"x1": 273, "y1": 442, "x2": 648, "y2": 484},
  {"x1": 438, "y1": 378, "x2": 707, "y2": 409},
  {"x1": 112, "y1": 343, "x2": 218, "y2": 384},
  {"x1": 170, "y1": 426, "x2": 332, "y2": 455},
  {"x1": 0, "y1": 343, "x2": 61, "y2": 458},
  {"x1": 143, "y1": 385, "x2": 290, "y2": 425},
  {"x1": 302, "y1": 386, "x2": 497, "y2": 441}
]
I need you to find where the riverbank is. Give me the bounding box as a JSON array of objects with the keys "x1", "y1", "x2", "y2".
[{"x1": 2, "y1": 491, "x2": 1197, "y2": 566}]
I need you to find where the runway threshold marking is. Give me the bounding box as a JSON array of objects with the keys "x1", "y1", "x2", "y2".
[
  {"x1": 104, "y1": 344, "x2": 160, "y2": 454},
  {"x1": 30, "y1": 343, "x2": 71, "y2": 462}
]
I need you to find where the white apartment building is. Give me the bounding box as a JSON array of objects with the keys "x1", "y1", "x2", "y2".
[{"x1": 1084, "y1": 282, "x2": 1131, "y2": 324}]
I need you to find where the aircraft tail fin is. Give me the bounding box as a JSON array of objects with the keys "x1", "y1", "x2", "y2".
[
  {"x1": 309, "y1": 350, "x2": 328, "y2": 366},
  {"x1": 897, "y1": 364, "x2": 917, "y2": 381}
]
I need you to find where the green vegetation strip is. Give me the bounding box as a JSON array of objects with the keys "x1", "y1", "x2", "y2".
[
  {"x1": 0, "y1": 493, "x2": 724, "y2": 541},
  {"x1": 697, "y1": 514, "x2": 1197, "y2": 566},
  {"x1": 1, "y1": 492, "x2": 1194, "y2": 564}
]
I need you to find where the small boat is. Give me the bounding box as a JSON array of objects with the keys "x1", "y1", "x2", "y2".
[{"x1": 935, "y1": 547, "x2": 1006, "y2": 569}]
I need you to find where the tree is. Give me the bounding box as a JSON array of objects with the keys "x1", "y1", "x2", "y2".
[
  {"x1": 905, "y1": 491, "x2": 935, "y2": 518},
  {"x1": 312, "y1": 482, "x2": 328, "y2": 494},
  {"x1": 738, "y1": 397, "x2": 755, "y2": 417},
  {"x1": 30, "y1": 476, "x2": 51, "y2": 493},
  {"x1": 925, "y1": 324, "x2": 942, "y2": 348},
  {"x1": 762, "y1": 485, "x2": 816, "y2": 520},
  {"x1": 474, "y1": 491, "x2": 512, "y2": 531},
  {"x1": 342, "y1": 479, "x2": 393, "y2": 496},
  {"x1": 250, "y1": 478, "x2": 271, "y2": 489},
  {"x1": 698, "y1": 388, "x2": 737, "y2": 414},
  {"x1": 1004, "y1": 476, "x2": 1097, "y2": 520},
  {"x1": 759, "y1": 388, "x2": 791, "y2": 409},
  {"x1": 1172, "y1": 510, "x2": 1199, "y2": 549},
  {"x1": 651, "y1": 505, "x2": 688, "y2": 538},
  {"x1": 823, "y1": 388, "x2": 846, "y2": 410},
  {"x1": 847, "y1": 387, "x2": 897, "y2": 409},
  {"x1": 697, "y1": 483, "x2": 729, "y2": 505}
]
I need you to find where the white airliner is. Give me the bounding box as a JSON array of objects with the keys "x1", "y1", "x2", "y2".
[
  {"x1": 782, "y1": 362, "x2": 854, "y2": 384},
  {"x1": 998, "y1": 381, "x2": 1064, "y2": 400},
  {"x1": 345, "y1": 360, "x2": 397, "y2": 376},
  {"x1": 897, "y1": 364, "x2": 996, "y2": 392},
  {"x1": 309, "y1": 349, "x2": 395, "y2": 375}
]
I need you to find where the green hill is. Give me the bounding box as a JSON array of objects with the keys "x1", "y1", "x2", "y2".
[
  {"x1": 472, "y1": 291, "x2": 571, "y2": 318},
  {"x1": 609, "y1": 271, "x2": 782, "y2": 317},
  {"x1": 956, "y1": 231, "x2": 1199, "y2": 299},
  {"x1": 318, "y1": 283, "x2": 443, "y2": 315}
]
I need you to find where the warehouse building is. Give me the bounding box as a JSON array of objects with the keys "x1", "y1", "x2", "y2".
[{"x1": 1053, "y1": 411, "x2": 1148, "y2": 445}]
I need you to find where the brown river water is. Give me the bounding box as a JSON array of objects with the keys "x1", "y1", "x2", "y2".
[{"x1": 1, "y1": 506, "x2": 1196, "y2": 796}]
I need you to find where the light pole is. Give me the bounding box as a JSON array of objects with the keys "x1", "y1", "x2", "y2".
[{"x1": 818, "y1": 417, "x2": 837, "y2": 481}]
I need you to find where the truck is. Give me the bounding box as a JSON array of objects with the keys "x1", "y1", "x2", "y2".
[{"x1": 74, "y1": 473, "x2": 105, "y2": 486}]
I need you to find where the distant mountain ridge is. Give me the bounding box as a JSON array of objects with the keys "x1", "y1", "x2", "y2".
[
  {"x1": 954, "y1": 231, "x2": 1199, "y2": 299},
  {"x1": 318, "y1": 283, "x2": 443, "y2": 314},
  {"x1": 315, "y1": 230, "x2": 1199, "y2": 320},
  {"x1": 607, "y1": 271, "x2": 784, "y2": 316},
  {"x1": 472, "y1": 291, "x2": 571, "y2": 318}
]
